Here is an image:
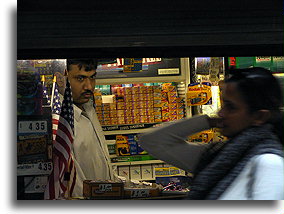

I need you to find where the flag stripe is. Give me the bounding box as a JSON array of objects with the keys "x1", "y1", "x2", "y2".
[
  {"x1": 56, "y1": 129, "x2": 72, "y2": 151},
  {"x1": 53, "y1": 144, "x2": 69, "y2": 166},
  {"x1": 55, "y1": 134, "x2": 72, "y2": 158},
  {"x1": 57, "y1": 120, "x2": 73, "y2": 142}
]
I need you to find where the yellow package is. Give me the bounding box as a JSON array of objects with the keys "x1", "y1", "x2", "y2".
[
  {"x1": 125, "y1": 103, "x2": 133, "y2": 110},
  {"x1": 109, "y1": 103, "x2": 117, "y2": 110},
  {"x1": 124, "y1": 87, "x2": 132, "y2": 95},
  {"x1": 124, "y1": 110, "x2": 132, "y2": 117},
  {"x1": 102, "y1": 110, "x2": 110, "y2": 118},
  {"x1": 153, "y1": 99, "x2": 162, "y2": 108},
  {"x1": 187, "y1": 82, "x2": 212, "y2": 106},
  {"x1": 116, "y1": 102, "x2": 125, "y2": 110},
  {"x1": 161, "y1": 83, "x2": 172, "y2": 92},
  {"x1": 132, "y1": 109, "x2": 140, "y2": 117},
  {"x1": 148, "y1": 86, "x2": 154, "y2": 93},
  {"x1": 188, "y1": 130, "x2": 214, "y2": 143},
  {"x1": 132, "y1": 101, "x2": 140, "y2": 109},
  {"x1": 117, "y1": 109, "x2": 126, "y2": 115},
  {"x1": 116, "y1": 135, "x2": 130, "y2": 156},
  {"x1": 125, "y1": 117, "x2": 133, "y2": 125},
  {"x1": 167, "y1": 85, "x2": 177, "y2": 92},
  {"x1": 102, "y1": 103, "x2": 111, "y2": 111},
  {"x1": 132, "y1": 94, "x2": 140, "y2": 102},
  {"x1": 154, "y1": 167, "x2": 170, "y2": 177},
  {"x1": 153, "y1": 86, "x2": 162, "y2": 93},
  {"x1": 132, "y1": 86, "x2": 140, "y2": 94}
]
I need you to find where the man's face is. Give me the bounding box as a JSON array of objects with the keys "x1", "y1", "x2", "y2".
[{"x1": 66, "y1": 64, "x2": 97, "y2": 108}]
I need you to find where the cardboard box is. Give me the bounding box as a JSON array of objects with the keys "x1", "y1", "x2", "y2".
[
  {"x1": 124, "y1": 188, "x2": 160, "y2": 199},
  {"x1": 83, "y1": 181, "x2": 124, "y2": 199}
]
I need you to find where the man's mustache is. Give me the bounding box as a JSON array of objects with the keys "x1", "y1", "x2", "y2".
[{"x1": 81, "y1": 90, "x2": 93, "y2": 96}]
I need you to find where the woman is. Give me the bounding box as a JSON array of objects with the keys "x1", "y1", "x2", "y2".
[{"x1": 139, "y1": 67, "x2": 284, "y2": 200}]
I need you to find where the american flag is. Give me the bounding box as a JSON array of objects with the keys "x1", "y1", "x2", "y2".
[
  {"x1": 52, "y1": 83, "x2": 61, "y2": 115},
  {"x1": 44, "y1": 79, "x2": 76, "y2": 199},
  {"x1": 42, "y1": 81, "x2": 51, "y2": 105},
  {"x1": 52, "y1": 83, "x2": 61, "y2": 141}
]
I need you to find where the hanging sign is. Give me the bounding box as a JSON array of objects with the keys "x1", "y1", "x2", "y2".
[{"x1": 255, "y1": 56, "x2": 271, "y2": 62}]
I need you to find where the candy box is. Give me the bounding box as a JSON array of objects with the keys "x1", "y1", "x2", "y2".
[{"x1": 83, "y1": 181, "x2": 124, "y2": 199}]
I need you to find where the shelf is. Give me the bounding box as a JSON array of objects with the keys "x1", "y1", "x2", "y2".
[
  {"x1": 103, "y1": 128, "x2": 151, "y2": 135},
  {"x1": 96, "y1": 75, "x2": 186, "y2": 85},
  {"x1": 112, "y1": 160, "x2": 164, "y2": 166},
  {"x1": 105, "y1": 140, "x2": 116, "y2": 145},
  {"x1": 102, "y1": 122, "x2": 158, "y2": 135}
]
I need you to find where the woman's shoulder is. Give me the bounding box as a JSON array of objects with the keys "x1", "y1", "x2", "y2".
[{"x1": 251, "y1": 153, "x2": 284, "y2": 168}]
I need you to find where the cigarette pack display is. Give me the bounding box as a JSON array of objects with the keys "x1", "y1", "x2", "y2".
[
  {"x1": 128, "y1": 135, "x2": 138, "y2": 155},
  {"x1": 141, "y1": 165, "x2": 154, "y2": 180},
  {"x1": 118, "y1": 166, "x2": 130, "y2": 179},
  {"x1": 130, "y1": 165, "x2": 142, "y2": 180}
]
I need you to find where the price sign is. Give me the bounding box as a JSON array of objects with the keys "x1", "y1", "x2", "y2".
[
  {"x1": 18, "y1": 120, "x2": 47, "y2": 134},
  {"x1": 17, "y1": 162, "x2": 53, "y2": 176},
  {"x1": 131, "y1": 189, "x2": 150, "y2": 198},
  {"x1": 98, "y1": 184, "x2": 112, "y2": 192},
  {"x1": 158, "y1": 68, "x2": 180, "y2": 75},
  {"x1": 38, "y1": 162, "x2": 53, "y2": 171}
]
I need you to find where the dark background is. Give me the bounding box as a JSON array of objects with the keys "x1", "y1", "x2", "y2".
[{"x1": 17, "y1": 0, "x2": 283, "y2": 59}]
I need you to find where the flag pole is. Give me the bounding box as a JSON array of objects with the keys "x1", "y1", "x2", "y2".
[
  {"x1": 50, "y1": 75, "x2": 57, "y2": 108},
  {"x1": 41, "y1": 75, "x2": 45, "y2": 84}
]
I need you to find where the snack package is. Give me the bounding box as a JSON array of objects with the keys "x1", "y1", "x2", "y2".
[
  {"x1": 186, "y1": 82, "x2": 212, "y2": 106},
  {"x1": 116, "y1": 135, "x2": 130, "y2": 156},
  {"x1": 188, "y1": 130, "x2": 214, "y2": 143}
]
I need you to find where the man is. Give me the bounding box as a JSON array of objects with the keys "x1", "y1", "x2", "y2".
[{"x1": 62, "y1": 59, "x2": 114, "y2": 197}]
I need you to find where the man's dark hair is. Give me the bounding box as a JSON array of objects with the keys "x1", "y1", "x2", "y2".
[{"x1": 66, "y1": 59, "x2": 98, "y2": 71}]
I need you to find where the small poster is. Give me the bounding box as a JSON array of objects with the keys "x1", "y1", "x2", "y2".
[
  {"x1": 123, "y1": 58, "x2": 143, "y2": 72},
  {"x1": 254, "y1": 56, "x2": 271, "y2": 69}
]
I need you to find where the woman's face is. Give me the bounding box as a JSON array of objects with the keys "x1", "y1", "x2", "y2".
[{"x1": 217, "y1": 82, "x2": 256, "y2": 138}]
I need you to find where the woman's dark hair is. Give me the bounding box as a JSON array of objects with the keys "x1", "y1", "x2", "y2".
[
  {"x1": 66, "y1": 59, "x2": 98, "y2": 71},
  {"x1": 225, "y1": 67, "x2": 283, "y2": 143}
]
